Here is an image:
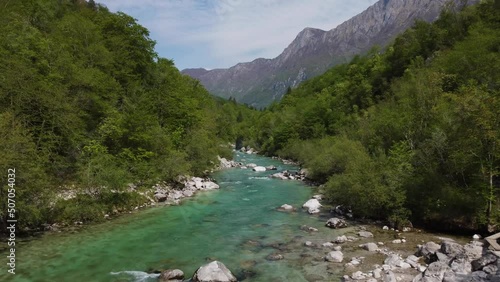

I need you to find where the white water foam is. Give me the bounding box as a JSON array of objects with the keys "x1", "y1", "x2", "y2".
[{"x1": 110, "y1": 271, "x2": 160, "y2": 282}]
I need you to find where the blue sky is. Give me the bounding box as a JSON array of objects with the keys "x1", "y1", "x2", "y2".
[{"x1": 98, "y1": 0, "x2": 377, "y2": 70}]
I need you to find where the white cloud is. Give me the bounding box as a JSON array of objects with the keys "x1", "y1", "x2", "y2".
[{"x1": 98, "y1": 0, "x2": 377, "y2": 69}]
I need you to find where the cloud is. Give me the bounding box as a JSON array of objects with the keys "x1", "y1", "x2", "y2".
[{"x1": 98, "y1": 0, "x2": 377, "y2": 70}]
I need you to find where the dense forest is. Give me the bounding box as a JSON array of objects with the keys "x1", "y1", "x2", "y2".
[
  {"x1": 239, "y1": 0, "x2": 500, "y2": 232},
  {"x1": 0, "y1": 0, "x2": 251, "y2": 233}
]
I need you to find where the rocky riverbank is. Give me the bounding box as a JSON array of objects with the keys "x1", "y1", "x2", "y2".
[{"x1": 274, "y1": 195, "x2": 500, "y2": 282}]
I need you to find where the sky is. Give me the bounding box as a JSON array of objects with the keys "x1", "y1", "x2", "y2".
[{"x1": 98, "y1": 0, "x2": 377, "y2": 70}]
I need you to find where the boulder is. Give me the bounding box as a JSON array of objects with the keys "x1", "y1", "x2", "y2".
[
  {"x1": 247, "y1": 163, "x2": 257, "y2": 168},
  {"x1": 154, "y1": 193, "x2": 167, "y2": 202},
  {"x1": 252, "y1": 166, "x2": 266, "y2": 172},
  {"x1": 351, "y1": 271, "x2": 365, "y2": 280},
  {"x1": 270, "y1": 173, "x2": 289, "y2": 180},
  {"x1": 204, "y1": 181, "x2": 220, "y2": 190},
  {"x1": 192, "y1": 261, "x2": 237, "y2": 282},
  {"x1": 278, "y1": 204, "x2": 294, "y2": 211},
  {"x1": 450, "y1": 254, "x2": 472, "y2": 274},
  {"x1": 441, "y1": 240, "x2": 465, "y2": 258},
  {"x1": 325, "y1": 251, "x2": 344, "y2": 263},
  {"x1": 464, "y1": 241, "x2": 484, "y2": 261},
  {"x1": 322, "y1": 242, "x2": 334, "y2": 248},
  {"x1": 358, "y1": 231, "x2": 374, "y2": 238},
  {"x1": 159, "y1": 269, "x2": 184, "y2": 281},
  {"x1": 471, "y1": 253, "x2": 497, "y2": 271},
  {"x1": 415, "y1": 261, "x2": 450, "y2": 282},
  {"x1": 334, "y1": 235, "x2": 348, "y2": 244},
  {"x1": 417, "y1": 241, "x2": 441, "y2": 263},
  {"x1": 266, "y1": 165, "x2": 277, "y2": 170},
  {"x1": 363, "y1": 242, "x2": 379, "y2": 252},
  {"x1": 325, "y1": 217, "x2": 347, "y2": 229},
  {"x1": 218, "y1": 156, "x2": 235, "y2": 169},
  {"x1": 385, "y1": 254, "x2": 403, "y2": 267},
  {"x1": 303, "y1": 199, "x2": 322, "y2": 214},
  {"x1": 168, "y1": 190, "x2": 184, "y2": 200}
]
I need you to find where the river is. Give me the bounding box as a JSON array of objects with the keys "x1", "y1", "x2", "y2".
[{"x1": 1, "y1": 153, "x2": 351, "y2": 282}]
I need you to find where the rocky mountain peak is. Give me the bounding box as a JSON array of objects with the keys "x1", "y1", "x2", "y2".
[{"x1": 182, "y1": 0, "x2": 477, "y2": 108}]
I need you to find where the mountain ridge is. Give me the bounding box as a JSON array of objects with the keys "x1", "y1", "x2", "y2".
[{"x1": 182, "y1": 0, "x2": 476, "y2": 108}]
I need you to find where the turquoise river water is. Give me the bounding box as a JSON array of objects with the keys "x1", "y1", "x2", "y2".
[{"x1": 1, "y1": 153, "x2": 346, "y2": 282}]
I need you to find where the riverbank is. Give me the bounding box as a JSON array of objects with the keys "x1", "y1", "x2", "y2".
[{"x1": 3, "y1": 152, "x2": 496, "y2": 282}]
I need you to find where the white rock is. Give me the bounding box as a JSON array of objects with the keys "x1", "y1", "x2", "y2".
[
  {"x1": 392, "y1": 239, "x2": 402, "y2": 244},
  {"x1": 252, "y1": 166, "x2": 266, "y2": 172},
  {"x1": 363, "y1": 242, "x2": 379, "y2": 252},
  {"x1": 358, "y1": 231, "x2": 374, "y2": 238},
  {"x1": 204, "y1": 181, "x2": 220, "y2": 190},
  {"x1": 473, "y1": 234, "x2": 481, "y2": 240},
  {"x1": 280, "y1": 204, "x2": 294, "y2": 210},
  {"x1": 322, "y1": 242, "x2": 334, "y2": 248},
  {"x1": 351, "y1": 271, "x2": 365, "y2": 280},
  {"x1": 304, "y1": 241, "x2": 313, "y2": 247},
  {"x1": 334, "y1": 246, "x2": 342, "y2": 251},
  {"x1": 192, "y1": 261, "x2": 237, "y2": 282},
  {"x1": 383, "y1": 226, "x2": 389, "y2": 230},
  {"x1": 325, "y1": 251, "x2": 344, "y2": 263},
  {"x1": 247, "y1": 163, "x2": 257, "y2": 168},
  {"x1": 302, "y1": 199, "x2": 322, "y2": 214},
  {"x1": 399, "y1": 262, "x2": 412, "y2": 269},
  {"x1": 335, "y1": 235, "x2": 348, "y2": 244}
]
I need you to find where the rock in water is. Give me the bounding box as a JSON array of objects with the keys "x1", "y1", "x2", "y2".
[
  {"x1": 252, "y1": 166, "x2": 266, "y2": 172},
  {"x1": 159, "y1": 269, "x2": 184, "y2": 281},
  {"x1": 192, "y1": 261, "x2": 237, "y2": 282},
  {"x1": 279, "y1": 204, "x2": 294, "y2": 211}
]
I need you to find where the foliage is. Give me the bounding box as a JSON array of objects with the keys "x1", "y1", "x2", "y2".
[
  {"x1": 240, "y1": 0, "x2": 500, "y2": 231},
  {"x1": 0, "y1": 0, "x2": 247, "y2": 231}
]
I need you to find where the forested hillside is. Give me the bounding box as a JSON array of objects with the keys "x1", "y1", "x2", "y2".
[
  {"x1": 240, "y1": 0, "x2": 500, "y2": 232},
  {"x1": 0, "y1": 0, "x2": 250, "y2": 232}
]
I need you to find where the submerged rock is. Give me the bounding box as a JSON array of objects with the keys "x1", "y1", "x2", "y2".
[
  {"x1": 325, "y1": 251, "x2": 344, "y2": 263},
  {"x1": 266, "y1": 253, "x2": 284, "y2": 261},
  {"x1": 278, "y1": 204, "x2": 294, "y2": 211},
  {"x1": 192, "y1": 261, "x2": 237, "y2": 282}
]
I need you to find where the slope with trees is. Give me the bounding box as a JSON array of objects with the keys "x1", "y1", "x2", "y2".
[{"x1": 241, "y1": 0, "x2": 499, "y2": 232}]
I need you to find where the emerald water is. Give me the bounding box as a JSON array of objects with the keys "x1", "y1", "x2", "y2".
[{"x1": 2, "y1": 153, "x2": 344, "y2": 282}]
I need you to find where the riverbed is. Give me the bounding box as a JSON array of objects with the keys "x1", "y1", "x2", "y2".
[{"x1": 1, "y1": 153, "x2": 354, "y2": 282}]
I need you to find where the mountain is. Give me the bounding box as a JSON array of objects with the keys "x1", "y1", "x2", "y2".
[{"x1": 182, "y1": 0, "x2": 475, "y2": 108}]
